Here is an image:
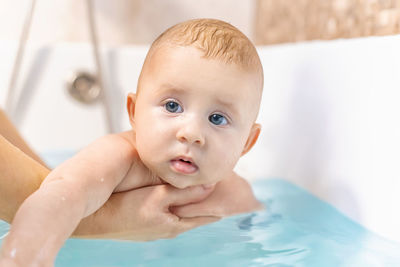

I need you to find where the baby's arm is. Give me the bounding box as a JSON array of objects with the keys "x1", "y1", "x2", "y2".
[{"x1": 0, "y1": 134, "x2": 136, "y2": 266}]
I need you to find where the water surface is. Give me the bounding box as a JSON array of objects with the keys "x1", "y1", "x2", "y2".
[{"x1": 2, "y1": 178, "x2": 399, "y2": 266}]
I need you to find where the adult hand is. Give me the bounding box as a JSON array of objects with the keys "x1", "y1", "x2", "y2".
[
  {"x1": 171, "y1": 173, "x2": 264, "y2": 218},
  {"x1": 1, "y1": 134, "x2": 218, "y2": 242},
  {"x1": 73, "y1": 184, "x2": 219, "y2": 240}
]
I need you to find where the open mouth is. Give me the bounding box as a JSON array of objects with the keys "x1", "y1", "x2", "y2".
[{"x1": 170, "y1": 157, "x2": 198, "y2": 174}]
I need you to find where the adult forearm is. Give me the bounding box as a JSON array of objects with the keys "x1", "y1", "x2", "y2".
[
  {"x1": 0, "y1": 135, "x2": 49, "y2": 223},
  {"x1": 0, "y1": 110, "x2": 47, "y2": 167}
]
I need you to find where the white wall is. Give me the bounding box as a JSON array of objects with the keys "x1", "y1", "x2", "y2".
[
  {"x1": 238, "y1": 35, "x2": 400, "y2": 243},
  {"x1": 1, "y1": 35, "x2": 400, "y2": 243},
  {"x1": 0, "y1": 0, "x2": 256, "y2": 44}
]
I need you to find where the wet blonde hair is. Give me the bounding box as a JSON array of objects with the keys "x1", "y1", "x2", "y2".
[
  {"x1": 149, "y1": 18, "x2": 262, "y2": 72},
  {"x1": 137, "y1": 19, "x2": 263, "y2": 96}
]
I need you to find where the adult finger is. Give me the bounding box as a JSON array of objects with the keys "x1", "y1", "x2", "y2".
[
  {"x1": 166, "y1": 185, "x2": 214, "y2": 206},
  {"x1": 171, "y1": 202, "x2": 217, "y2": 218},
  {"x1": 174, "y1": 216, "x2": 220, "y2": 234}
]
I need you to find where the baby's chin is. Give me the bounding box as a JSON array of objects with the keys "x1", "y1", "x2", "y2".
[
  {"x1": 162, "y1": 176, "x2": 219, "y2": 190},
  {"x1": 158, "y1": 168, "x2": 224, "y2": 189},
  {"x1": 159, "y1": 174, "x2": 202, "y2": 189},
  {"x1": 162, "y1": 177, "x2": 192, "y2": 189}
]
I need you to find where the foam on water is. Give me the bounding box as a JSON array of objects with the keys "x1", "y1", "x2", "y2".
[{"x1": 2, "y1": 178, "x2": 399, "y2": 266}]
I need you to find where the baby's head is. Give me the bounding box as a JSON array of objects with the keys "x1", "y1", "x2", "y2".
[{"x1": 127, "y1": 19, "x2": 263, "y2": 188}]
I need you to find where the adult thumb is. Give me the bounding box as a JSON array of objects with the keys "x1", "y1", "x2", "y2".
[{"x1": 167, "y1": 184, "x2": 214, "y2": 206}]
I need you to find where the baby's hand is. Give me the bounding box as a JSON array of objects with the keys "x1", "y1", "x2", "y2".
[{"x1": 170, "y1": 174, "x2": 264, "y2": 218}]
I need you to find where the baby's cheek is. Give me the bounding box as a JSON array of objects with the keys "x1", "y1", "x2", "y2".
[
  {"x1": 207, "y1": 153, "x2": 236, "y2": 181},
  {"x1": 226, "y1": 144, "x2": 243, "y2": 167},
  {"x1": 212, "y1": 138, "x2": 240, "y2": 165}
]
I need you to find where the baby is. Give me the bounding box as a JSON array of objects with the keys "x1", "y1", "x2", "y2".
[{"x1": 0, "y1": 18, "x2": 264, "y2": 266}]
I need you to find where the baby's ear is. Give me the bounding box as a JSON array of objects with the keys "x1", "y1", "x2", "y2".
[
  {"x1": 127, "y1": 93, "x2": 137, "y2": 128},
  {"x1": 241, "y1": 123, "x2": 261, "y2": 156}
]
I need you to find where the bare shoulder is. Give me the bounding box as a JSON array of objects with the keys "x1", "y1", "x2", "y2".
[
  {"x1": 106, "y1": 131, "x2": 135, "y2": 153},
  {"x1": 214, "y1": 173, "x2": 264, "y2": 214},
  {"x1": 219, "y1": 172, "x2": 253, "y2": 192},
  {"x1": 116, "y1": 131, "x2": 136, "y2": 148},
  {"x1": 98, "y1": 131, "x2": 138, "y2": 159},
  {"x1": 113, "y1": 131, "x2": 164, "y2": 192},
  {"x1": 228, "y1": 172, "x2": 252, "y2": 186}
]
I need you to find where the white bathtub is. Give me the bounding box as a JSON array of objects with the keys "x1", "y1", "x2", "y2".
[{"x1": 1, "y1": 35, "x2": 400, "y2": 243}]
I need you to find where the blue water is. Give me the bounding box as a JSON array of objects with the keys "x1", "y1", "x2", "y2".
[
  {"x1": 1, "y1": 151, "x2": 400, "y2": 266},
  {"x1": 1, "y1": 179, "x2": 400, "y2": 266}
]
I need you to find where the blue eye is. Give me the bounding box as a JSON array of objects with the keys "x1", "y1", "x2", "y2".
[
  {"x1": 209, "y1": 114, "x2": 228, "y2": 125},
  {"x1": 165, "y1": 101, "x2": 183, "y2": 113}
]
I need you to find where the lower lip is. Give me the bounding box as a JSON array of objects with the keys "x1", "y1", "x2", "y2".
[{"x1": 170, "y1": 160, "x2": 198, "y2": 174}]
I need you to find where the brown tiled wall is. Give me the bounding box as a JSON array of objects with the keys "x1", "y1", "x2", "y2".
[{"x1": 254, "y1": 0, "x2": 400, "y2": 45}]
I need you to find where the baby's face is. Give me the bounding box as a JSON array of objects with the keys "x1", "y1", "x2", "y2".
[{"x1": 129, "y1": 45, "x2": 262, "y2": 188}]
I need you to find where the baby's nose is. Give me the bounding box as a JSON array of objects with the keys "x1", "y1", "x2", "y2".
[{"x1": 176, "y1": 120, "x2": 205, "y2": 146}]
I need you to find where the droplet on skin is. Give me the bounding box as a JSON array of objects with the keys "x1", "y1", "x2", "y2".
[
  {"x1": 10, "y1": 248, "x2": 16, "y2": 258},
  {"x1": 61, "y1": 196, "x2": 66, "y2": 201},
  {"x1": 100, "y1": 178, "x2": 104, "y2": 182}
]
